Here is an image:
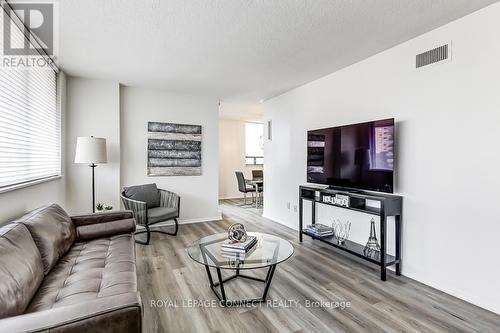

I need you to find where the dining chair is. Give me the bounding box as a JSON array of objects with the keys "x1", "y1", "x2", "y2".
[
  {"x1": 252, "y1": 169, "x2": 263, "y2": 180},
  {"x1": 235, "y1": 171, "x2": 256, "y2": 206}
]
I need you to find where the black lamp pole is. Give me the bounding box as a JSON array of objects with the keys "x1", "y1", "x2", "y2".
[
  {"x1": 75, "y1": 136, "x2": 107, "y2": 214},
  {"x1": 90, "y1": 163, "x2": 96, "y2": 213}
]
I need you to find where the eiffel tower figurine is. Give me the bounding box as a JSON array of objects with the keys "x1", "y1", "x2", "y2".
[{"x1": 363, "y1": 218, "x2": 380, "y2": 257}]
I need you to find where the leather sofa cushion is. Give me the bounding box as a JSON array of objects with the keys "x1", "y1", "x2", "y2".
[
  {"x1": 76, "y1": 218, "x2": 136, "y2": 240},
  {"x1": 0, "y1": 223, "x2": 44, "y2": 319},
  {"x1": 148, "y1": 206, "x2": 178, "y2": 223},
  {"x1": 71, "y1": 211, "x2": 134, "y2": 227},
  {"x1": 18, "y1": 204, "x2": 76, "y2": 275},
  {"x1": 124, "y1": 183, "x2": 160, "y2": 208},
  {"x1": 27, "y1": 233, "x2": 137, "y2": 312}
]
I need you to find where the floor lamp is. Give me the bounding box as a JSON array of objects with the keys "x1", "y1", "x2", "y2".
[{"x1": 74, "y1": 136, "x2": 107, "y2": 213}]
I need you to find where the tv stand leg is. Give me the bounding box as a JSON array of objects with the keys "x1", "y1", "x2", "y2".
[
  {"x1": 380, "y1": 212, "x2": 387, "y2": 281},
  {"x1": 298, "y1": 193, "x2": 303, "y2": 242},
  {"x1": 395, "y1": 214, "x2": 402, "y2": 276},
  {"x1": 380, "y1": 267, "x2": 387, "y2": 281}
]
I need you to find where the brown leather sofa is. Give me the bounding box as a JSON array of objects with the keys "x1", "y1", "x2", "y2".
[{"x1": 0, "y1": 204, "x2": 142, "y2": 333}]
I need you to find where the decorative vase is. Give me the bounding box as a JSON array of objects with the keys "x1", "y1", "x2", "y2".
[{"x1": 332, "y1": 219, "x2": 351, "y2": 245}]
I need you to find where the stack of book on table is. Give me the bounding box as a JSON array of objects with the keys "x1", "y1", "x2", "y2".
[
  {"x1": 221, "y1": 236, "x2": 257, "y2": 260},
  {"x1": 305, "y1": 224, "x2": 334, "y2": 237}
]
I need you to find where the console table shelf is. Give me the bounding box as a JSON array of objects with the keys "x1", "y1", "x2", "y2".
[
  {"x1": 301, "y1": 231, "x2": 398, "y2": 266},
  {"x1": 299, "y1": 185, "x2": 403, "y2": 281},
  {"x1": 301, "y1": 197, "x2": 382, "y2": 215}
]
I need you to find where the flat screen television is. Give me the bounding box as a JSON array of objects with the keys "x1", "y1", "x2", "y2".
[{"x1": 307, "y1": 118, "x2": 395, "y2": 193}]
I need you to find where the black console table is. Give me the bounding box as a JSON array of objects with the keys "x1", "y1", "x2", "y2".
[{"x1": 299, "y1": 185, "x2": 403, "y2": 281}]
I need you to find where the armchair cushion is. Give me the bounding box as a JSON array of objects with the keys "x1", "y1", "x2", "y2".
[
  {"x1": 17, "y1": 204, "x2": 76, "y2": 275},
  {"x1": 148, "y1": 207, "x2": 178, "y2": 224},
  {"x1": 123, "y1": 183, "x2": 160, "y2": 208}
]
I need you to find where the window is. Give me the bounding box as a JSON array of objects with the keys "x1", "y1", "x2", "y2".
[
  {"x1": 245, "y1": 122, "x2": 264, "y2": 165},
  {"x1": 0, "y1": 6, "x2": 60, "y2": 191}
]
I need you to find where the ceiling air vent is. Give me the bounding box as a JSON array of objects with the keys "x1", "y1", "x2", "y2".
[{"x1": 416, "y1": 44, "x2": 450, "y2": 68}]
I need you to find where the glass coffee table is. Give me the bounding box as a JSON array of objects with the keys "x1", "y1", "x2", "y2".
[{"x1": 187, "y1": 232, "x2": 294, "y2": 306}]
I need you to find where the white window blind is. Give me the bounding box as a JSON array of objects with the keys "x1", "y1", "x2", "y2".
[{"x1": 0, "y1": 6, "x2": 60, "y2": 190}]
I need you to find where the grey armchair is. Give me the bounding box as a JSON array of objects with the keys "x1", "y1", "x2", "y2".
[{"x1": 121, "y1": 183, "x2": 180, "y2": 245}]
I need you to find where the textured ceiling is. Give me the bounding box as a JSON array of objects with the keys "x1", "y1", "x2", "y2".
[{"x1": 58, "y1": 0, "x2": 498, "y2": 102}]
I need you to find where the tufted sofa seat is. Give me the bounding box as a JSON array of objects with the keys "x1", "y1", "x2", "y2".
[
  {"x1": 27, "y1": 234, "x2": 137, "y2": 312},
  {"x1": 0, "y1": 204, "x2": 142, "y2": 333}
]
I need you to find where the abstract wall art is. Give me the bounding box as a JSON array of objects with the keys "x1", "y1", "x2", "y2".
[{"x1": 147, "y1": 121, "x2": 202, "y2": 176}]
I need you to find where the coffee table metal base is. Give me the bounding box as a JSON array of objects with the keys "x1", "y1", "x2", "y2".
[{"x1": 204, "y1": 264, "x2": 277, "y2": 307}]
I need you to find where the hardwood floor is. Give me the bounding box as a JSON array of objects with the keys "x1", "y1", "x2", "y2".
[{"x1": 136, "y1": 199, "x2": 500, "y2": 333}]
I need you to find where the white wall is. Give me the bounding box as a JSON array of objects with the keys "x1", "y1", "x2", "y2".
[
  {"x1": 120, "y1": 86, "x2": 220, "y2": 223},
  {"x1": 0, "y1": 178, "x2": 67, "y2": 224},
  {"x1": 219, "y1": 119, "x2": 263, "y2": 199},
  {"x1": 263, "y1": 3, "x2": 500, "y2": 314},
  {"x1": 219, "y1": 102, "x2": 264, "y2": 122},
  {"x1": 66, "y1": 77, "x2": 121, "y2": 214}
]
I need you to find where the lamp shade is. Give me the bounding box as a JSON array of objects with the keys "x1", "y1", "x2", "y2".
[{"x1": 74, "y1": 137, "x2": 107, "y2": 164}]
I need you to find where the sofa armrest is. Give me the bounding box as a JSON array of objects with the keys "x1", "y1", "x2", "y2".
[
  {"x1": 0, "y1": 292, "x2": 142, "y2": 333},
  {"x1": 71, "y1": 210, "x2": 134, "y2": 227}
]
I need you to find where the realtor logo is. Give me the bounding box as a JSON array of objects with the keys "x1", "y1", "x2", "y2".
[
  {"x1": 1, "y1": 1, "x2": 57, "y2": 69},
  {"x1": 2, "y1": 1, "x2": 54, "y2": 55}
]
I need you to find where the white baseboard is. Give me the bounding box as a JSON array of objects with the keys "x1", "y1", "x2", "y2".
[
  {"x1": 179, "y1": 214, "x2": 223, "y2": 224},
  {"x1": 262, "y1": 213, "x2": 297, "y2": 231},
  {"x1": 136, "y1": 214, "x2": 223, "y2": 229}
]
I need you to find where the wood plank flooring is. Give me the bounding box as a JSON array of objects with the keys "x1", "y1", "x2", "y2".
[{"x1": 136, "y1": 199, "x2": 500, "y2": 333}]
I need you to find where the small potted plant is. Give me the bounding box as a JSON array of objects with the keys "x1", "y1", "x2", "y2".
[{"x1": 96, "y1": 203, "x2": 113, "y2": 212}]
